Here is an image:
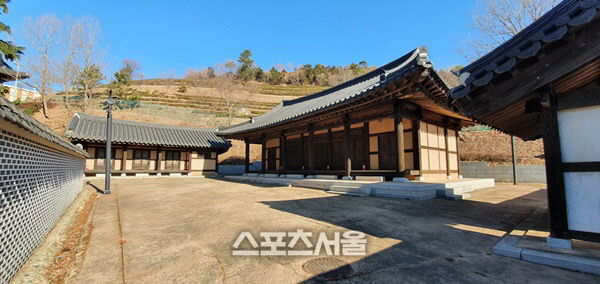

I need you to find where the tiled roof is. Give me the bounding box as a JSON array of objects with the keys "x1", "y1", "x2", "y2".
[
  {"x1": 0, "y1": 66, "x2": 28, "y2": 83},
  {"x1": 451, "y1": 0, "x2": 600, "y2": 101},
  {"x1": 0, "y1": 97, "x2": 88, "y2": 156},
  {"x1": 219, "y1": 47, "x2": 447, "y2": 135},
  {"x1": 65, "y1": 113, "x2": 231, "y2": 149}
]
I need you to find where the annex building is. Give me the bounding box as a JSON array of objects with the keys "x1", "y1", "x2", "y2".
[{"x1": 65, "y1": 113, "x2": 231, "y2": 177}]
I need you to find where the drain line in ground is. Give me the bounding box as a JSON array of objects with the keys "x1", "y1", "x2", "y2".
[{"x1": 115, "y1": 190, "x2": 127, "y2": 284}]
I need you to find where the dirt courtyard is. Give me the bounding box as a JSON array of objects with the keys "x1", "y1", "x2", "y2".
[{"x1": 72, "y1": 178, "x2": 599, "y2": 283}]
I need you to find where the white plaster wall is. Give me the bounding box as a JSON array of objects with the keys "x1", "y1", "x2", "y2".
[
  {"x1": 564, "y1": 172, "x2": 600, "y2": 234},
  {"x1": 557, "y1": 105, "x2": 600, "y2": 162}
]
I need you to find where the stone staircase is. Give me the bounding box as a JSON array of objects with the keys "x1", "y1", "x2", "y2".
[{"x1": 437, "y1": 179, "x2": 495, "y2": 200}]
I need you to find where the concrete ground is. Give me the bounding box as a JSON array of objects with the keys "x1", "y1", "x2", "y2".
[{"x1": 73, "y1": 178, "x2": 600, "y2": 283}]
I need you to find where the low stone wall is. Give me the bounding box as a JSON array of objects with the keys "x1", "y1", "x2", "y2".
[
  {"x1": 219, "y1": 161, "x2": 262, "y2": 175},
  {"x1": 460, "y1": 162, "x2": 546, "y2": 183}
]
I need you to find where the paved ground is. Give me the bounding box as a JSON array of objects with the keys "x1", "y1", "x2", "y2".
[{"x1": 73, "y1": 178, "x2": 600, "y2": 283}]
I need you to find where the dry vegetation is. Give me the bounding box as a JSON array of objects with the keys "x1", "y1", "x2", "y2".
[{"x1": 459, "y1": 130, "x2": 544, "y2": 165}]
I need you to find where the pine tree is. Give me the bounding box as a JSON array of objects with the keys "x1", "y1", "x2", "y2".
[
  {"x1": 0, "y1": 0, "x2": 24, "y2": 69},
  {"x1": 237, "y1": 49, "x2": 255, "y2": 81}
]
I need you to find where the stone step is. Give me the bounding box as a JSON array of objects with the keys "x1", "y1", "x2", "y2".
[
  {"x1": 439, "y1": 179, "x2": 496, "y2": 196},
  {"x1": 285, "y1": 174, "x2": 305, "y2": 179},
  {"x1": 327, "y1": 191, "x2": 367, "y2": 197},
  {"x1": 355, "y1": 176, "x2": 384, "y2": 182},
  {"x1": 327, "y1": 185, "x2": 371, "y2": 196},
  {"x1": 315, "y1": 175, "x2": 338, "y2": 180},
  {"x1": 372, "y1": 188, "x2": 437, "y2": 200},
  {"x1": 446, "y1": 193, "x2": 471, "y2": 200},
  {"x1": 264, "y1": 174, "x2": 279, "y2": 178}
]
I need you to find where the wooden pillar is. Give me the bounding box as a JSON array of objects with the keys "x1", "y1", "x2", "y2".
[
  {"x1": 215, "y1": 152, "x2": 219, "y2": 175},
  {"x1": 413, "y1": 119, "x2": 421, "y2": 172},
  {"x1": 261, "y1": 135, "x2": 266, "y2": 173},
  {"x1": 343, "y1": 116, "x2": 351, "y2": 177},
  {"x1": 363, "y1": 122, "x2": 370, "y2": 170},
  {"x1": 394, "y1": 100, "x2": 405, "y2": 176},
  {"x1": 540, "y1": 90, "x2": 570, "y2": 239},
  {"x1": 122, "y1": 145, "x2": 128, "y2": 172},
  {"x1": 244, "y1": 137, "x2": 250, "y2": 173},
  {"x1": 300, "y1": 133, "x2": 305, "y2": 170},
  {"x1": 308, "y1": 124, "x2": 315, "y2": 173},
  {"x1": 444, "y1": 128, "x2": 450, "y2": 177},
  {"x1": 156, "y1": 147, "x2": 162, "y2": 172},
  {"x1": 187, "y1": 150, "x2": 192, "y2": 173},
  {"x1": 280, "y1": 131, "x2": 286, "y2": 173},
  {"x1": 327, "y1": 129, "x2": 332, "y2": 170}
]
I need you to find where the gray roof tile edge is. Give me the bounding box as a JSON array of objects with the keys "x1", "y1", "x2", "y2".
[
  {"x1": 452, "y1": 0, "x2": 600, "y2": 99},
  {"x1": 65, "y1": 113, "x2": 231, "y2": 149},
  {"x1": 0, "y1": 97, "x2": 88, "y2": 157}
]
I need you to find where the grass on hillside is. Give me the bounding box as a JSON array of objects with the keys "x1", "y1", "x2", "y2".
[{"x1": 257, "y1": 84, "x2": 328, "y2": 96}]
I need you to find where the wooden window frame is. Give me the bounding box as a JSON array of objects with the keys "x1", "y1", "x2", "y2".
[
  {"x1": 132, "y1": 149, "x2": 151, "y2": 170},
  {"x1": 164, "y1": 150, "x2": 181, "y2": 171}
]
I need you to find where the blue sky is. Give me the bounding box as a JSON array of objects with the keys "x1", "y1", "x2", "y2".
[{"x1": 5, "y1": 0, "x2": 477, "y2": 79}]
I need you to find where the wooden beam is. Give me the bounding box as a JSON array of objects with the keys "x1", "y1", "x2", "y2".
[
  {"x1": 413, "y1": 118, "x2": 421, "y2": 172},
  {"x1": 215, "y1": 151, "x2": 219, "y2": 175},
  {"x1": 280, "y1": 131, "x2": 286, "y2": 174},
  {"x1": 308, "y1": 123, "x2": 315, "y2": 173},
  {"x1": 300, "y1": 133, "x2": 305, "y2": 170},
  {"x1": 563, "y1": 162, "x2": 600, "y2": 172},
  {"x1": 394, "y1": 99, "x2": 406, "y2": 176},
  {"x1": 244, "y1": 137, "x2": 250, "y2": 173},
  {"x1": 122, "y1": 145, "x2": 128, "y2": 171},
  {"x1": 444, "y1": 128, "x2": 450, "y2": 177},
  {"x1": 261, "y1": 135, "x2": 266, "y2": 174},
  {"x1": 539, "y1": 87, "x2": 570, "y2": 240},
  {"x1": 363, "y1": 122, "x2": 370, "y2": 170},
  {"x1": 343, "y1": 115, "x2": 352, "y2": 177},
  {"x1": 557, "y1": 84, "x2": 600, "y2": 110},
  {"x1": 327, "y1": 129, "x2": 332, "y2": 170},
  {"x1": 156, "y1": 147, "x2": 162, "y2": 172},
  {"x1": 187, "y1": 150, "x2": 192, "y2": 173}
]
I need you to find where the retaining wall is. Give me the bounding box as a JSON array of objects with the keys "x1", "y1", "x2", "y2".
[
  {"x1": 460, "y1": 162, "x2": 546, "y2": 183},
  {"x1": 219, "y1": 161, "x2": 262, "y2": 175}
]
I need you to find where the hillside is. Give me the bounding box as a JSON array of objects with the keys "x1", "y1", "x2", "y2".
[{"x1": 26, "y1": 81, "x2": 544, "y2": 167}]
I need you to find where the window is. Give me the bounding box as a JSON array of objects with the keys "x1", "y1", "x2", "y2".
[
  {"x1": 94, "y1": 148, "x2": 115, "y2": 170},
  {"x1": 133, "y1": 149, "x2": 151, "y2": 170},
  {"x1": 165, "y1": 151, "x2": 181, "y2": 170}
]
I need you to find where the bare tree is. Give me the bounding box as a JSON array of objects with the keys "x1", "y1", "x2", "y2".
[
  {"x1": 21, "y1": 14, "x2": 62, "y2": 118},
  {"x1": 327, "y1": 68, "x2": 354, "y2": 86},
  {"x1": 75, "y1": 16, "x2": 105, "y2": 112},
  {"x1": 56, "y1": 16, "x2": 80, "y2": 109},
  {"x1": 459, "y1": 0, "x2": 559, "y2": 62},
  {"x1": 185, "y1": 68, "x2": 205, "y2": 95},
  {"x1": 160, "y1": 69, "x2": 176, "y2": 93},
  {"x1": 214, "y1": 62, "x2": 252, "y2": 125},
  {"x1": 120, "y1": 59, "x2": 141, "y2": 81}
]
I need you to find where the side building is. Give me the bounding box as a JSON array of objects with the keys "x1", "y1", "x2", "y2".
[
  {"x1": 65, "y1": 113, "x2": 231, "y2": 177},
  {"x1": 0, "y1": 97, "x2": 88, "y2": 283},
  {"x1": 450, "y1": 0, "x2": 600, "y2": 245},
  {"x1": 218, "y1": 47, "x2": 475, "y2": 181}
]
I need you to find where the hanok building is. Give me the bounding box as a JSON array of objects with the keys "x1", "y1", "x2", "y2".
[
  {"x1": 451, "y1": 0, "x2": 600, "y2": 245},
  {"x1": 66, "y1": 113, "x2": 231, "y2": 177},
  {"x1": 219, "y1": 48, "x2": 475, "y2": 181}
]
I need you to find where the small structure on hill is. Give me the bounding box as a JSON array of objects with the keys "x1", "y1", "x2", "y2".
[
  {"x1": 65, "y1": 113, "x2": 231, "y2": 177},
  {"x1": 450, "y1": 0, "x2": 600, "y2": 245},
  {"x1": 218, "y1": 47, "x2": 475, "y2": 181}
]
